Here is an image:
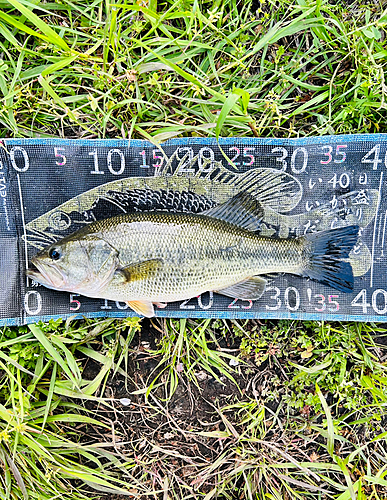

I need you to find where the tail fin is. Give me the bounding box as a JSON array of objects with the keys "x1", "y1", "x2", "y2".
[{"x1": 303, "y1": 225, "x2": 359, "y2": 292}]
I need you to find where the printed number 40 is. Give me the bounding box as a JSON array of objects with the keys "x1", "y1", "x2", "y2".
[{"x1": 351, "y1": 289, "x2": 387, "y2": 315}]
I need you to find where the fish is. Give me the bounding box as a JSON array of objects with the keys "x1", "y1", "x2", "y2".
[
  {"x1": 25, "y1": 150, "x2": 378, "y2": 247},
  {"x1": 26, "y1": 193, "x2": 360, "y2": 318}
]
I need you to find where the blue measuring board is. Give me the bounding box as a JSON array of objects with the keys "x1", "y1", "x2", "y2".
[{"x1": 0, "y1": 135, "x2": 386, "y2": 325}]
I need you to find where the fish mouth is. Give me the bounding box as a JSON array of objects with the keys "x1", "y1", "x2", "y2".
[{"x1": 26, "y1": 256, "x2": 65, "y2": 289}]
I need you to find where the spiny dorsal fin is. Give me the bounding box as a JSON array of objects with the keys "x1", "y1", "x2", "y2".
[
  {"x1": 202, "y1": 192, "x2": 263, "y2": 232},
  {"x1": 216, "y1": 276, "x2": 267, "y2": 300},
  {"x1": 115, "y1": 258, "x2": 163, "y2": 283}
]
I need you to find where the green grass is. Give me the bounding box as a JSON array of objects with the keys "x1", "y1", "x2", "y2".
[
  {"x1": 0, "y1": 0, "x2": 386, "y2": 139},
  {"x1": 143, "y1": 318, "x2": 240, "y2": 400},
  {"x1": 0, "y1": 318, "x2": 145, "y2": 499},
  {"x1": 1, "y1": 0, "x2": 387, "y2": 498},
  {"x1": 2, "y1": 317, "x2": 387, "y2": 498},
  {"x1": 83, "y1": 318, "x2": 387, "y2": 500}
]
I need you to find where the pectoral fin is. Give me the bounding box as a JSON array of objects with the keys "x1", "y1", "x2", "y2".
[
  {"x1": 216, "y1": 276, "x2": 267, "y2": 300},
  {"x1": 126, "y1": 300, "x2": 155, "y2": 318},
  {"x1": 115, "y1": 258, "x2": 163, "y2": 283}
]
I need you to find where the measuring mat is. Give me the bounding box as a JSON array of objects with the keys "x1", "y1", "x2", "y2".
[{"x1": 1, "y1": 135, "x2": 386, "y2": 325}]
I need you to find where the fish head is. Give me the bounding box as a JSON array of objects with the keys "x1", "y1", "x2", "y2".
[{"x1": 27, "y1": 234, "x2": 119, "y2": 295}]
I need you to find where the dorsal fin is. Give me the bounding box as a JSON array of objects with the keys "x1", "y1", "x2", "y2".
[{"x1": 202, "y1": 192, "x2": 263, "y2": 232}]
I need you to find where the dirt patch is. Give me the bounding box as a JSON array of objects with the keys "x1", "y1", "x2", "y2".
[
  {"x1": 63, "y1": 317, "x2": 387, "y2": 500},
  {"x1": 77, "y1": 319, "x2": 327, "y2": 499}
]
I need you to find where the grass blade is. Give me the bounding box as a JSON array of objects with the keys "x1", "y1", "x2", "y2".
[
  {"x1": 5, "y1": 0, "x2": 70, "y2": 51},
  {"x1": 215, "y1": 92, "x2": 241, "y2": 140},
  {"x1": 0, "y1": 445, "x2": 28, "y2": 500},
  {"x1": 28, "y1": 324, "x2": 80, "y2": 389},
  {"x1": 41, "y1": 362, "x2": 56, "y2": 432},
  {"x1": 316, "y1": 384, "x2": 334, "y2": 456}
]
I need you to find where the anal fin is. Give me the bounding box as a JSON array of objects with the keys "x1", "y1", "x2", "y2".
[
  {"x1": 216, "y1": 276, "x2": 267, "y2": 300},
  {"x1": 126, "y1": 300, "x2": 155, "y2": 318}
]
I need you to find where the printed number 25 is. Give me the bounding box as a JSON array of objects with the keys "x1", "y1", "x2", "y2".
[{"x1": 229, "y1": 147, "x2": 255, "y2": 166}]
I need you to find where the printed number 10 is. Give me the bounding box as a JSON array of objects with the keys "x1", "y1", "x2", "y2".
[{"x1": 89, "y1": 149, "x2": 125, "y2": 175}]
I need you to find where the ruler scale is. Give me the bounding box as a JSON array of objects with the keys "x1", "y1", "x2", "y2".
[{"x1": 1, "y1": 135, "x2": 387, "y2": 325}]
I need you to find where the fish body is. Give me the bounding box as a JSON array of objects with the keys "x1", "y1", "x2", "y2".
[{"x1": 27, "y1": 194, "x2": 359, "y2": 317}]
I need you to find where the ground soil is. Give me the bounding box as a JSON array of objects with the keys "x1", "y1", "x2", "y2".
[
  {"x1": 78, "y1": 319, "x2": 287, "y2": 499},
  {"x1": 76, "y1": 320, "x2": 387, "y2": 500}
]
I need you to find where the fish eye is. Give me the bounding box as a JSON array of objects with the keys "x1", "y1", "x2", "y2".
[{"x1": 49, "y1": 248, "x2": 61, "y2": 261}]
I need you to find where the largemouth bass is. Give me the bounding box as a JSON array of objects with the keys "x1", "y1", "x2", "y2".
[{"x1": 27, "y1": 193, "x2": 359, "y2": 318}]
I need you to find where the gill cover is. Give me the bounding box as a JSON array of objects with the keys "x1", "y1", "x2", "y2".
[
  {"x1": 65, "y1": 236, "x2": 119, "y2": 292},
  {"x1": 84, "y1": 237, "x2": 119, "y2": 277},
  {"x1": 28, "y1": 235, "x2": 119, "y2": 293}
]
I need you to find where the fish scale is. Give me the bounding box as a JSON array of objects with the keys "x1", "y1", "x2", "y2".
[{"x1": 94, "y1": 212, "x2": 279, "y2": 302}]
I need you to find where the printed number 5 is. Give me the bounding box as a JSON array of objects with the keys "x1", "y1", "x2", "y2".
[
  {"x1": 70, "y1": 294, "x2": 81, "y2": 311},
  {"x1": 54, "y1": 147, "x2": 67, "y2": 166},
  {"x1": 328, "y1": 295, "x2": 339, "y2": 311},
  {"x1": 153, "y1": 150, "x2": 163, "y2": 168},
  {"x1": 243, "y1": 148, "x2": 255, "y2": 166}
]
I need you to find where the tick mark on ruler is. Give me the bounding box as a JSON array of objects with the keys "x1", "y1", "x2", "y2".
[
  {"x1": 17, "y1": 174, "x2": 29, "y2": 287},
  {"x1": 370, "y1": 172, "x2": 383, "y2": 288},
  {"x1": 382, "y1": 210, "x2": 387, "y2": 251}
]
